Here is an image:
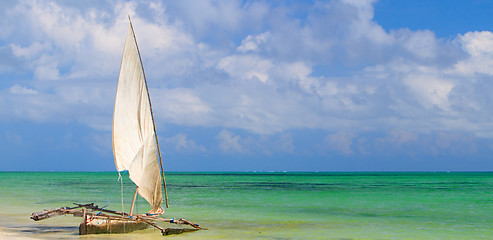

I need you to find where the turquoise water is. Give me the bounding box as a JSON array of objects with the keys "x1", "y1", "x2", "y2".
[{"x1": 0, "y1": 172, "x2": 492, "y2": 239}]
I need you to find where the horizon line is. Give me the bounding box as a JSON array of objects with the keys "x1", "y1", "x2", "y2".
[{"x1": 1, "y1": 170, "x2": 492, "y2": 173}]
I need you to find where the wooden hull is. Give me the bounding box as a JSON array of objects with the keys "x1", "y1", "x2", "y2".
[{"x1": 79, "y1": 217, "x2": 149, "y2": 235}]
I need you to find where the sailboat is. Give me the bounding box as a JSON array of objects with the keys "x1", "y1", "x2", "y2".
[{"x1": 30, "y1": 17, "x2": 201, "y2": 236}]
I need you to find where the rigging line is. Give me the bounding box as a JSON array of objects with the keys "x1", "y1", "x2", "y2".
[
  {"x1": 121, "y1": 171, "x2": 125, "y2": 214},
  {"x1": 121, "y1": 172, "x2": 126, "y2": 232},
  {"x1": 97, "y1": 171, "x2": 126, "y2": 216}
]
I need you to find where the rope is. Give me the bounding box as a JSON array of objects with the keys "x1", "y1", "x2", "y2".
[
  {"x1": 120, "y1": 171, "x2": 126, "y2": 233},
  {"x1": 120, "y1": 171, "x2": 125, "y2": 214},
  {"x1": 97, "y1": 171, "x2": 126, "y2": 216}
]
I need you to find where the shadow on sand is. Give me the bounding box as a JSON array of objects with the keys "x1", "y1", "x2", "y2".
[{"x1": 10, "y1": 225, "x2": 79, "y2": 236}]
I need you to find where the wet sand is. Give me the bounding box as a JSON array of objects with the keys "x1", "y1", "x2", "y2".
[{"x1": 0, "y1": 227, "x2": 40, "y2": 240}]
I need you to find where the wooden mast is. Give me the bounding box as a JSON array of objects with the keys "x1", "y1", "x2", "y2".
[
  {"x1": 128, "y1": 16, "x2": 169, "y2": 208},
  {"x1": 130, "y1": 187, "x2": 139, "y2": 216}
]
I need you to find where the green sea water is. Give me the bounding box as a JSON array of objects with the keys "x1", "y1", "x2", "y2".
[{"x1": 0, "y1": 172, "x2": 492, "y2": 239}]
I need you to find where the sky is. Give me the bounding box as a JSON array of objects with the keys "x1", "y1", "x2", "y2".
[{"x1": 1, "y1": 0, "x2": 493, "y2": 172}]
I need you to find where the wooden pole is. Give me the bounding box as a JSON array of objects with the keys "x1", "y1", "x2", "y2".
[
  {"x1": 79, "y1": 208, "x2": 87, "y2": 235},
  {"x1": 128, "y1": 16, "x2": 169, "y2": 208},
  {"x1": 137, "y1": 217, "x2": 166, "y2": 232},
  {"x1": 130, "y1": 187, "x2": 139, "y2": 216},
  {"x1": 155, "y1": 138, "x2": 169, "y2": 208}
]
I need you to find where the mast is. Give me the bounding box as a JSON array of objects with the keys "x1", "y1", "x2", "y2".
[
  {"x1": 128, "y1": 16, "x2": 169, "y2": 208},
  {"x1": 130, "y1": 187, "x2": 139, "y2": 216}
]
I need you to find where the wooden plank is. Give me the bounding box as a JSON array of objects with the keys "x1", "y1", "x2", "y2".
[{"x1": 31, "y1": 208, "x2": 71, "y2": 221}]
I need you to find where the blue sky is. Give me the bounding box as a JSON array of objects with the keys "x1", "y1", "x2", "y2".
[{"x1": 1, "y1": 0, "x2": 493, "y2": 171}]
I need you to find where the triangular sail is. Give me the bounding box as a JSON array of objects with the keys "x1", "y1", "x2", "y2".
[{"x1": 112, "y1": 21, "x2": 162, "y2": 211}]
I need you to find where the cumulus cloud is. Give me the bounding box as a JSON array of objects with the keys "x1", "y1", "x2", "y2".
[
  {"x1": 165, "y1": 133, "x2": 206, "y2": 152},
  {"x1": 237, "y1": 32, "x2": 270, "y2": 53},
  {"x1": 217, "y1": 54, "x2": 273, "y2": 83},
  {"x1": 454, "y1": 31, "x2": 493, "y2": 75},
  {"x1": 9, "y1": 85, "x2": 38, "y2": 95},
  {"x1": 404, "y1": 74, "x2": 455, "y2": 111},
  {"x1": 152, "y1": 88, "x2": 212, "y2": 126},
  {"x1": 2, "y1": 0, "x2": 493, "y2": 160}
]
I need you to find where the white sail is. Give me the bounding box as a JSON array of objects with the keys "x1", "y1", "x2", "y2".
[{"x1": 112, "y1": 22, "x2": 163, "y2": 211}]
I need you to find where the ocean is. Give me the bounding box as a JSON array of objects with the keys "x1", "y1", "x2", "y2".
[{"x1": 0, "y1": 172, "x2": 492, "y2": 239}]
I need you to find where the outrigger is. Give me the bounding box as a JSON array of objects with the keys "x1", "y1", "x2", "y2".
[{"x1": 31, "y1": 203, "x2": 200, "y2": 235}]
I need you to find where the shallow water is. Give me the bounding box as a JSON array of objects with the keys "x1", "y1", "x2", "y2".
[{"x1": 0, "y1": 172, "x2": 492, "y2": 239}]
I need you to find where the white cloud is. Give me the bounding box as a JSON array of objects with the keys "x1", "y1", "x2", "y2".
[
  {"x1": 217, "y1": 54, "x2": 273, "y2": 83},
  {"x1": 460, "y1": 31, "x2": 493, "y2": 56},
  {"x1": 237, "y1": 32, "x2": 270, "y2": 53},
  {"x1": 454, "y1": 31, "x2": 493, "y2": 75},
  {"x1": 10, "y1": 42, "x2": 49, "y2": 59},
  {"x1": 343, "y1": 0, "x2": 392, "y2": 45},
  {"x1": 9, "y1": 85, "x2": 38, "y2": 95},
  {"x1": 404, "y1": 74, "x2": 455, "y2": 111},
  {"x1": 216, "y1": 130, "x2": 245, "y2": 153},
  {"x1": 165, "y1": 133, "x2": 206, "y2": 152},
  {"x1": 2, "y1": 0, "x2": 493, "y2": 144},
  {"x1": 164, "y1": 0, "x2": 269, "y2": 39},
  {"x1": 275, "y1": 61, "x2": 318, "y2": 93},
  {"x1": 34, "y1": 56, "x2": 61, "y2": 80},
  {"x1": 401, "y1": 30, "x2": 439, "y2": 60},
  {"x1": 152, "y1": 88, "x2": 211, "y2": 126}
]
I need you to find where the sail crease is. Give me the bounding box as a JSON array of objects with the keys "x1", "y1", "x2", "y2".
[{"x1": 112, "y1": 23, "x2": 163, "y2": 211}]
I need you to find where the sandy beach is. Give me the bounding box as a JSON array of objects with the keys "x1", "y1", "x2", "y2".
[{"x1": 0, "y1": 227, "x2": 39, "y2": 240}]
